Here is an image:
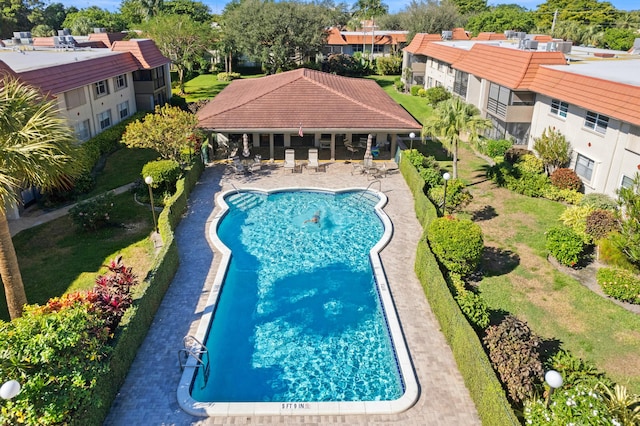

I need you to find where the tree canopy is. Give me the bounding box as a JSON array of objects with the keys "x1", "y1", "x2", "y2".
[
  {"x1": 465, "y1": 4, "x2": 536, "y2": 34},
  {"x1": 534, "y1": 0, "x2": 618, "y2": 29},
  {"x1": 400, "y1": 0, "x2": 462, "y2": 42}
]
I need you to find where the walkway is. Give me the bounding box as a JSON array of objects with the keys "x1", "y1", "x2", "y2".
[{"x1": 99, "y1": 161, "x2": 480, "y2": 425}]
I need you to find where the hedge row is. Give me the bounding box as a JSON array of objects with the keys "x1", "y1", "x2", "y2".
[
  {"x1": 399, "y1": 152, "x2": 519, "y2": 425},
  {"x1": 78, "y1": 158, "x2": 205, "y2": 425}
]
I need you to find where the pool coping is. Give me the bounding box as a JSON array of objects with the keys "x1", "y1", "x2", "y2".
[{"x1": 176, "y1": 186, "x2": 420, "y2": 417}]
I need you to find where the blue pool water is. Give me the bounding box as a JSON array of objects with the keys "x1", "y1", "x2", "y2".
[{"x1": 190, "y1": 190, "x2": 404, "y2": 403}]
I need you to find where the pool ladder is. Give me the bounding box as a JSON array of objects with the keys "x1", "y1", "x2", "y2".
[{"x1": 178, "y1": 335, "x2": 209, "y2": 371}]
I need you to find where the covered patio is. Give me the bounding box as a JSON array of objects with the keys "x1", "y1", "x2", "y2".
[{"x1": 196, "y1": 68, "x2": 422, "y2": 163}]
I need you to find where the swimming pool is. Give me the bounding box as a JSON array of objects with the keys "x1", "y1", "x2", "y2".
[{"x1": 178, "y1": 187, "x2": 418, "y2": 416}]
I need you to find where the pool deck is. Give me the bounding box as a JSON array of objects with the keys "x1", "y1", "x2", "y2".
[{"x1": 104, "y1": 161, "x2": 481, "y2": 425}]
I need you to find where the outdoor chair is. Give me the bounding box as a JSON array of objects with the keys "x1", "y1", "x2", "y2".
[
  {"x1": 231, "y1": 157, "x2": 246, "y2": 174},
  {"x1": 307, "y1": 148, "x2": 326, "y2": 172},
  {"x1": 248, "y1": 155, "x2": 262, "y2": 173},
  {"x1": 284, "y1": 149, "x2": 299, "y2": 173}
]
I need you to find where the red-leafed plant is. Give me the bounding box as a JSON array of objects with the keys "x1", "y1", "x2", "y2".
[
  {"x1": 92, "y1": 256, "x2": 138, "y2": 333},
  {"x1": 550, "y1": 168, "x2": 583, "y2": 191}
]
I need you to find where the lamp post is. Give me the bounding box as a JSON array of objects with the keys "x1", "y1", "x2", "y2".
[
  {"x1": 544, "y1": 370, "x2": 563, "y2": 408},
  {"x1": 442, "y1": 172, "x2": 451, "y2": 215},
  {"x1": 144, "y1": 176, "x2": 158, "y2": 234},
  {"x1": 1, "y1": 380, "x2": 21, "y2": 400},
  {"x1": 409, "y1": 132, "x2": 416, "y2": 150}
]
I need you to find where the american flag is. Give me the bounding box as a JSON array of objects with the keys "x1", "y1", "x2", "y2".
[{"x1": 298, "y1": 124, "x2": 303, "y2": 137}]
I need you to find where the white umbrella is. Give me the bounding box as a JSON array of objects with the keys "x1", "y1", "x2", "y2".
[
  {"x1": 363, "y1": 134, "x2": 374, "y2": 168},
  {"x1": 241, "y1": 133, "x2": 251, "y2": 158}
]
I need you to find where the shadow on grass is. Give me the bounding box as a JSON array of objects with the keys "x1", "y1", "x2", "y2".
[{"x1": 480, "y1": 247, "x2": 520, "y2": 278}]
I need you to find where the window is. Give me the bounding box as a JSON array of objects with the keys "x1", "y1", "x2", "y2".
[
  {"x1": 487, "y1": 82, "x2": 510, "y2": 118},
  {"x1": 94, "y1": 80, "x2": 109, "y2": 98},
  {"x1": 114, "y1": 74, "x2": 127, "y2": 90},
  {"x1": 575, "y1": 154, "x2": 594, "y2": 181},
  {"x1": 117, "y1": 101, "x2": 129, "y2": 119},
  {"x1": 453, "y1": 71, "x2": 468, "y2": 98},
  {"x1": 621, "y1": 175, "x2": 634, "y2": 188},
  {"x1": 550, "y1": 99, "x2": 568, "y2": 118},
  {"x1": 97, "y1": 110, "x2": 112, "y2": 130},
  {"x1": 584, "y1": 111, "x2": 609, "y2": 134},
  {"x1": 74, "y1": 119, "x2": 91, "y2": 141},
  {"x1": 64, "y1": 87, "x2": 86, "y2": 109}
]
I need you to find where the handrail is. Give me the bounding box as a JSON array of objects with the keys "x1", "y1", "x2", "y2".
[
  {"x1": 230, "y1": 183, "x2": 240, "y2": 194},
  {"x1": 178, "y1": 335, "x2": 209, "y2": 371},
  {"x1": 358, "y1": 180, "x2": 381, "y2": 200}
]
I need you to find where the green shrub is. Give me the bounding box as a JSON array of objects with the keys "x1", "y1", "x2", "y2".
[
  {"x1": 69, "y1": 192, "x2": 116, "y2": 231},
  {"x1": 540, "y1": 185, "x2": 583, "y2": 204},
  {"x1": 424, "y1": 86, "x2": 451, "y2": 106},
  {"x1": 579, "y1": 193, "x2": 618, "y2": 211},
  {"x1": 393, "y1": 77, "x2": 405, "y2": 93},
  {"x1": 485, "y1": 139, "x2": 512, "y2": 158},
  {"x1": 141, "y1": 160, "x2": 182, "y2": 194},
  {"x1": 0, "y1": 301, "x2": 110, "y2": 425},
  {"x1": 547, "y1": 349, "x2": 609, "y2": 388},
  {"x1": 419, "y1": 166, "x2": 443, "y2": 189},
  {"x1": 216, "y1": 72, "x2": 241, "y2": 81},
  {"x1": 597, "y1": 233, "x2": 640, "y2": 271},
  {"x1": 410, "y1": 85, "x2": 421, "y2": 96},
  {"x1": 518, "y1": 154, "x2": 545, "y2": 175},
  {"x1": 504, "y1": 147, "x2": 533, "y2": 164},
  {"x1": 428, "y1": 178, "x2": 473, "y2": 213},
  {"x1": 545, "y1": 225, "x2": 585, "y2": 267},
  {"x1": 483, "y1": 315, "x2": 544, "y2": 403},
  {"x1": 560, "y1": 205, "x2": 595, "y2": 244},
  {"x1": 417, "y1": 88, "x2": 427, "y2": 97},
  {"x1": 428, "y1": 216, "x2": 484, "y2": 277},
  {"x1": 585, "y1": 209, "x2": 619, "y2": 241},
  {"x1": 597, "y1": 267, "x2": 640, "y2": 304},
  {"x1": 524, "y1": 383, "x2": 615, "y2": 425},
  {"x1": 375, "y1": 56, "x2": 401, "y2": 75},
  {"x1": 550, "y1": 167, "x2": 583, "y2": 191},
  {"x1": 456, "y1": 291, "x2": 491, "y2": 330}
]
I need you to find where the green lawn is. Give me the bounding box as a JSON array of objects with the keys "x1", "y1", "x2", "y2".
[
  {"x1": 367, "y1": 75, "x2": 433, "y2": 124},
  {"x1": 85, "y1": 147, "x2": 159, "y2": 198},
  {"x1": 175, "y1": 72, "x2": 266, "y2": 103}
]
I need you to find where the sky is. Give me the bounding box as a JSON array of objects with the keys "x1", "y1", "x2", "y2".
[{"x1": 61, "y1": 0, "x2": 639, "y2": 15}]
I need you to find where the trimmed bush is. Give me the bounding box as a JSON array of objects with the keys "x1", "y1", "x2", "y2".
[
  {"x1": 550, "y1": 168, "x2": 583, "y2": 191},
  {"x1": 417, "y1": 88, "x2": 427, "y2": 97},
  {"x1": 428, "y1": 178, "x2": 473, "y2": 213},
  {"x1": 541, "y1": 185, "x2": 583, "y2": 204},
  {"x1": 485, "y1": 139, "x2": 512, "y2": 158},
  {"x1": 216, "y1": 72, "x2": 241, "y2": 81},
  {"x1": 560, "y1": 205, "x2": 595, "y2": 243},
  {"x1": 597, "y1": 267, "x2": 640, "y2": 304},
  {"x1": 375, "y1": 56, "x2": 401, "y2": 75},
  {"x1": 579, "y1": 193, "x2": 618, "y2": 211},
  {"x1": 483, "y1": 315, "x2": 544, "y2": 403},
  {"x1": 419, "y1": 167, "x2": 443, "y2": 189},
  {"x1": 69, "y1": 192, "x2": 116, "y2": 231},
  {"x1": 585, "y1": 209, "x2": 619, "y2": 241},
  {"x1": 410, "y1": 85, "x2": 421, "y2": 96},
  {"x1": 424, "y1": 86, "x2": 451, "y2": 106},
  {"x1": 393, "y1": 77, "x2": 404, "y2": 93},
  {"x1": 427, "y1": 216, "x2": 484, "y2": 277},
  {"x1": 546, "y1": 225, "x2": 585, "y2": 267},
  {"x1": 504, "y1": 147, "x2": 533, "y2": 164},
  {"x1": 547, "y1": 349, "x2": 608, "y2": 388},
  {"x1": 141, "y1": 160, "x2": 182, "y2": 194}
]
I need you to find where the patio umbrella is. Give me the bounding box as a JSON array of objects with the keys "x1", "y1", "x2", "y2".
[
  {"x1": 241, "y1": 133, "x2": 251, "y2": 159},
  {"x1": 363, "y1": 133, "x2": 374, "y2": 168}
]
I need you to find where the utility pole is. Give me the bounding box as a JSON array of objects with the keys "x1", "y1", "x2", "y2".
[{"x1": 551, "y1": 9, "x2": 558, "y2": 34}]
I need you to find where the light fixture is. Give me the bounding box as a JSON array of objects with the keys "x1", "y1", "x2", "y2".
[
  {"x1": 144, "y1": 176, "x2": 158, "y2": 234},
  {"x1": 544, "y1": 370, "x2": 563, "y2": 408},
  {"x1": 0, "y1": 380, "x2": 21, "y2": 400},
  {"x1": 409, "y1": 132, "x2": 416, "y2": 150},
  {"x1": 442, "y1": 172, "x2": 451, "y2": 215}
]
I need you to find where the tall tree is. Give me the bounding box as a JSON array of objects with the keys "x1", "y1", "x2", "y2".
[
  {"x1": 0, "y1": 76, "x2": 82, "y2": 319},
  {"x1": 223, "y1": 0, "x2": 333, "y2": 74},
  {"x1": 535, "y1": 0, "x2": 617, "y2": 29},
  {"x1": 450, "y1": 0, "x2": 487, "y2": 16},
  {"x1": 465, "y1": 4, "x2": 535, "y2": 34},
  {"x1": 120, "y1": 0, "x2": 164, "y2": 25},
  {"x1": 400, "y1": 0, "x2": 461, "y2": 42},
  {"x1": 422, "y1": 97, "x2": 491, "y2": 179},
  {"x1": 162, "y1": 0, "x2": 211, "y2": 23},
  {"x1": 352, "y1": 0, "x2": 388, "y2": 56},
  {"x1": 62, "y1": 6, "x2": 127, "y2": 35},
  {"x1": 140, "y1": 13, "x2": 216, "y2": 93}
]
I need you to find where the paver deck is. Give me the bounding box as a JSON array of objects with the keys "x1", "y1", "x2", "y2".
[{"x1": 104, "y1": 161, "x2": 481, "y2": 425}]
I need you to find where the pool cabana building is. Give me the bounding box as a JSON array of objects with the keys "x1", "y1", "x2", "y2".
[{"x1": 196, "y1": 68, "x2": 422, "y2": 161}]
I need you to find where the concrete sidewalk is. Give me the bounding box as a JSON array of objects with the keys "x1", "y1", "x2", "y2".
[{"x1": 8, "y1": 183, "x2": 135, "y2": 237}]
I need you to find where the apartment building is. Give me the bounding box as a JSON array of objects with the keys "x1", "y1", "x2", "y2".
[
  {"x1": 403, "y1": 33, "x2": 640, "y2": 197},
  {"x1": 0, "y1": 32, "x2": 172, "y2": 217},
  {"x1": 324, "y1": 27, "x2": 408, "y2": 58}
]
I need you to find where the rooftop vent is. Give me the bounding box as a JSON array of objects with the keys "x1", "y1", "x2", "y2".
[
  {"x1": 556, "y1": 41, "x2": 572, "y2": 54},
  {"x1": 58, "y1": 29, "x2": 71, "y2": 36},
  {"x1": 515, "y1": 32, "x2": 526, "y2": 40},
  {"x1": 523, "y1": 39, "x2": 538, "y2": 50},
  {"x1": 93, "y1": 28, "x2": 107, "y2": 33},
  {"x1": 442, "y1": 30, "x2": 453, "y2": 40}
]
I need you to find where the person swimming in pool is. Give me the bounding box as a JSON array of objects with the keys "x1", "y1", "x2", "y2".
[{"x1": 304, "y1": 211, "x2": 320, "y2": 224}]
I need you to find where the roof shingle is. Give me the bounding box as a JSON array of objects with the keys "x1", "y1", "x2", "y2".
[{"x1": 197, "y1": 69, "x2": 421, "y2": 132}]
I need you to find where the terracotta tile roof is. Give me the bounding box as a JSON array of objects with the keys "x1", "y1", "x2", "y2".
[
  {"x1": 453, "y1": 43, "x2": 567, "y2": 89},
  {"x1": 452, "y1": 28, "x2": 470, "y2": 40},
  {"x1": 403, "y1": 33, "x2": 442, "y2": 54},
  {"x1": 473, "y1": 32, "x2": 507, "y2": 41},
  {"x1": 529, "y1": 63, "x2": 640, "y2": 126},
  {"x1": 421, "y1": 42, "x2": 466, "y2": 64},
  {"x1": 18, "y1": 53, "x2": 140, "y2": 95},
  {"x1": 533, "y1": 35, "x2": 553, "y2": 42},
  {"x1": 111, "y1": 39, "x2": 170, "y2": 69},
  {"x1": 88, "y1": 32, "x2": 126, "y2": 48},
  {"x1": 342, "y1": 33, "x2": 406, "y2": 45},
  {"x1": 32, "y1": 37, "x2": 55, "y2": 47},
  {"x1": 326, "y1": 27, "x2": 347, "y2": 45},
  {"x1": 197, "y1": 68, "x2": 421, "y2": 132}
]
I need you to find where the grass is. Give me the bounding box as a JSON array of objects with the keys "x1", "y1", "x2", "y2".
[
  {"x1": 0, "y1": 149, "x2": 157, "y2": 321},
  {"x1": 367, "y1": 75, "x2": 433, "y2": 124},
  {"x1": 454, "y1": 144, "x2": 640, "y2": 394},
  {"x1": 175, "y1": 72, "x2": 265, "y2": 103}
]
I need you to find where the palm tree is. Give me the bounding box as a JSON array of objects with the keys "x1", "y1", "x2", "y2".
[
  {"x1": 0, "y1": 76, "x2": 82, "y2": 319},
  {"x1": 422, "y1": 96, "x2": 491, "y2": 179},
  {"x1": 352, "y1": 0, "x2": 388, "y2": 57}
]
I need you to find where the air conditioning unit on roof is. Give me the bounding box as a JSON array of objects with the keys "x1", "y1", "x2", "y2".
[{"x1": 442, "y1": 31, "x2": 453, "y2": 40}]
